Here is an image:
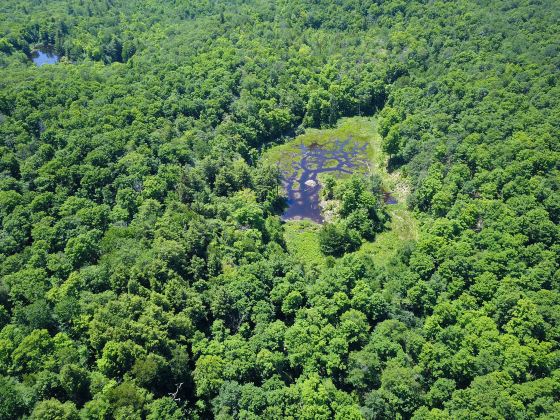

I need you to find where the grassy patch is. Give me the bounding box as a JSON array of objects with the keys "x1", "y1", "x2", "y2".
[
  {"x1": 357, "y1": 203, "x2": 419, "y2": 266},
  {"x1": 262, "y1": 116, "x2": 376, "y2": 176},
  {"x1": 353, "y1": 118, "x2": 419, "y2": 265},
  {"x1": 283, "y1": 221, "x2": 326, "y2": 267}
]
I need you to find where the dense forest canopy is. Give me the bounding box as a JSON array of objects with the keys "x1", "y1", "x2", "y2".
[{"x1": 0, "y1": 0, "x2": 559, "y2": 418}]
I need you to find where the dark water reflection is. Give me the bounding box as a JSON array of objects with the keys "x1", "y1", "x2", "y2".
[
  {"x1": 281, "y1": 138, "x2": 368, "y2": 223},
  {"x1": 383, "y1": 191, "x2": 398, "y2": 205}
]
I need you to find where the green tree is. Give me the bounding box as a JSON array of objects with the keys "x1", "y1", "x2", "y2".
[{"x1": 30, "y1": 399, "x2": 79, "y2": 420}]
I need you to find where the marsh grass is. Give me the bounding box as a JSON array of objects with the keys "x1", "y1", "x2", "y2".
[{"x1": 265, "y1": 116, "x2": 419, "y2": 266}]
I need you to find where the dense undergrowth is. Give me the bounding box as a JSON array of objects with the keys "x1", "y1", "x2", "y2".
[{"x1": 0, "y1": 0, "x2": 559, "y2": 418}]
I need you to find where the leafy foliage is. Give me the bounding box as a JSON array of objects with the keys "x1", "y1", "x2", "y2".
[{"x1": 0, "y1": 0, "x2": 559, "y2": 418}]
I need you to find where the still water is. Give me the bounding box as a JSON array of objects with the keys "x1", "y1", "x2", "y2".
[
  {"x1": 281, "y1": 138, "x2": 368, "y2": 223},
  {"x1": 32, "y1": 50, "x2": 59, "y2": 66}
]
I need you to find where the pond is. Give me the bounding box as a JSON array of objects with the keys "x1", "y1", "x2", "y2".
[
  {"x1": 32, "y1": 49, "x2": 59, "y2": 66},
  {"x1": 383, "y1": 191, "x2": 398, "y2": 205},
  {"x1": 281, "y1": 138, "x2": 369, "y2": 223}
]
